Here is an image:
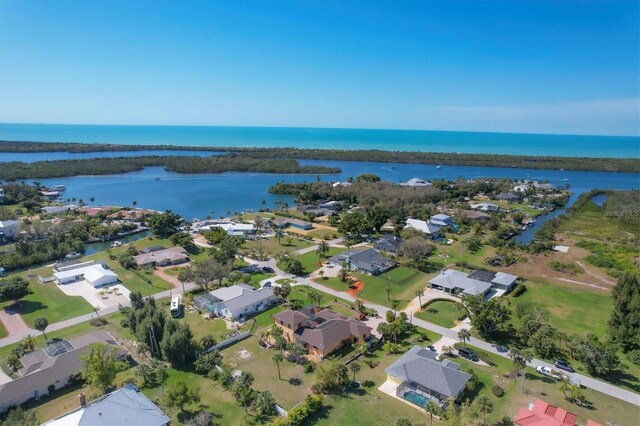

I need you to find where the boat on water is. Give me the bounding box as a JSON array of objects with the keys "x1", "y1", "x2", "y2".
[
  {"x1": 111, "y1": 241, "x2": 123, "y2": 248},
  {"x1": 65, "y1": 251, "x2": 82, "y2": 259},
  {"x1": 436, "y1": 165, "x2": 442, "y2": 169}
]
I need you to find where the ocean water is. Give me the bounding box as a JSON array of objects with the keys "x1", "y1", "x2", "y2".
[{"x1": 1, "y1": 123, "x2": 639, "y2": 158}]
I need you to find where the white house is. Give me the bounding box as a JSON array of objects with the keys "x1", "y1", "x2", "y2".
[
  {"x1": 470, "y1": 202, "x2": 500, "y2": 213},
  {"x1": 54, "y1": 264, "x2": 118, "y2": 288},
  {"x1": 399, "y1": 177, "x2": 432, "y2": 187},
  {"x1": 198, "y1": 284, "x2": 277, "y2": 321},
  {"x1": 405, "y1": 218, "x2": 441, "y2": 239},
  {"x1": 0, "y1": 220, "x2": 20, "y2": 243}
]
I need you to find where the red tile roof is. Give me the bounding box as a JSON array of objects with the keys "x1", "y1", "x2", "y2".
[{"x1": 514, "y1": 399, "x2": 600, "y2": 426}]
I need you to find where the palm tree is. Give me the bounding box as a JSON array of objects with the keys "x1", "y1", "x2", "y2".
[
  {"x1": 384, "y1": 286, "x2": 392, "y2": 301},
  {"x1": 89, "y1": 197, "x2": 95, "y2": 206},
  {"x1": 391, "y1": 300, "x2": 400, "y2": 314},
  {"x1": 21, "y1": 334, "x2": 36, "y2": 352},
  {"x1": 275, "y1": 229, "x2": 285, "y2": 245},
  {"x1": 132, "y1": 200, "x2": 137, "y2": 211},
  {"x1": 349, "y1": 362, "x2": 361, "y2": 383},
  {"x1": 316, "y1": 241, "x2": 329, "y2": 260},
  {"x1": 475, "y1": 396, "x2": 493, "y2": 425},
  {"x1": 272, "y1": 352, "x2": 284, "y2": 380},
  {"x1": 441, "y1": 345, "x2": 454, "y2": 357},
  {"x1": 33, "y1": 317, "x2": 49, "y2": 341},
  {"x1": 177, "y1": 267, "x2": 194, "y2": 294},
  {"x1": 309, "y1": 290, "x2": 322, "y2": 307},
  {"x1": 510, "y1": 348, "x2": 533, "y2": 392},
  {"x1": 414, "y1": 290, "x2": 423, "y2": 309},
  {"x1": 424, "y1": 400, "x2": 440, "y2": 426},
  {"x1": 93, "y1": 305, "x2": 102, "y2": 320},
  {"x1": 458, "y1": 329, "x2": 471, "y2": 347}
]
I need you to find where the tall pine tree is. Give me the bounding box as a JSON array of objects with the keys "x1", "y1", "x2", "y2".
[{"x1": 608, "y1": 273, "x2": 640, "y2": 352}]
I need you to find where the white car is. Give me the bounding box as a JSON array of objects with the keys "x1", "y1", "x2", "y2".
[{"x1": 536, "y1": 365, "x2": 562, "y2": 381}]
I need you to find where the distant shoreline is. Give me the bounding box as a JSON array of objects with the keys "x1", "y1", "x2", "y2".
[{"x1": 1, "y1": 140, "x2": 639, "y2": 173}]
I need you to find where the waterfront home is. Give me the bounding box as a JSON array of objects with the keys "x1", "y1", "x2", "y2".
[
  {"x1": 297, "y1": 205, "x2": 335, "y2": 217},
  {"x1": 374, "y1": 234, "x2": 403, "y2": 253},
  {"x1": 404, "y1": 218, "x2": 441, "y2": 239},
  {"x1": 271, "y1": 217, "x2": 314, "y2": 230},
  {"x1": 514, "y1": 399, "x2": 601, "y2": 426},
  {"x1": 494, "y1": 192, "x2": 523, "y2": 202},
  {"x1": 470, "y1": 202, "x2": 500, "y2": 213},
  {"x1": 273, "y1": 306, "x2": 372, "y2": 359},
  {"x1": 41, "y1": 191, "x2": 61, "y2": 201},
  {"x1": 53, "y1": 263, "x2": 119, "y2": 288},
  {"x1": 0, "y1": 220, "x2": 20, "y2": 243},
  {"x1": 331, "y1": 181, "x2": 352, "y2": 188},
  {"x1": 459, "y1": 210, "x2": 491, "y2": 221},
  {"x1": 42, "y1": 205, "x2": 77, "y2": 215},
  {"x1": 0, "y1": 330, "x2": 126, "y2": 413},
  {"x1": 429, "y1": 214, "x2": 455, "y2": 227},
  {"x1": 328, "y1": 247, "x2": 395, "y2": 275},
  {"x1": 42, "y1": 384, "x2": 170, "y2": 426},
  {"x1": 398, "y1": 177, "x2": 432, "y2": 187},
  {"x1": 107, "y1": 209, "x2": 150, "y2": 222},
  {"x1": 194, "y1": 284, "x2": 277, "y2": 321},
  {"x1": 133, "y1": 246, "x2": 189, "y2": 268},
  {"x1": 318, "y1": 200, "x2": 343, "y2": 210},
  {"x1": 385, "y1": 346, "x2": 471, "y2": 408}
]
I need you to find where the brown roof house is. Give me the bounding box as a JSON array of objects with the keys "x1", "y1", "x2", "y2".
[
  {"x1": 0, "y1": 330, "x2": 127, "y2": 413},
  {"x1": 133, "y1": 246, "x2": 189, "y2": 268},
  {"x1": 273, "y1": 306, "x2": 372, "y2": 360}
]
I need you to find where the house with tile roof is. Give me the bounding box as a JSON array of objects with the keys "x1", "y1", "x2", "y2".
[
  {"x1": 514, "y1": 399, "x2": 602, "y2": 426},
  {"x1": 133, "y1": 246, "x2": 189, "y2": 268},
  {"x1": 273, "y1": 306, "x2": 372, "y2": 359}
]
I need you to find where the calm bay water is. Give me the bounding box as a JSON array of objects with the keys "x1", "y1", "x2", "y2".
[
  {"x1": 25, "y1": 160, "x2": 639, "y2": 231},
  {"x1": 1, "y1": 123, "x2": 639, "y2": 158}
]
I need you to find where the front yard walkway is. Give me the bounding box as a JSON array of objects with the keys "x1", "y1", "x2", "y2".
[{"x1": 402, "y1": 287, "x2": 460, "y2": 317}]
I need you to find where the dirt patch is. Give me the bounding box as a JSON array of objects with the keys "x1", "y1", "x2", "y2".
[
  {"x1": 237, "y1": 348, "x2": 252, "y2": 360},
  {"x1": 346, "y1": 280, "x2": 364, "y2": 297}
]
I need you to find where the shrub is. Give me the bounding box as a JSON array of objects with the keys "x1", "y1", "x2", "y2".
[
  {"x1": 491, "y1": 384, "x2": 504, "y2": 397},
  {"x1": 628, "y1": 349, "x2": 640, "y2": 366},
  {"x1": 304, "y1": 362, "x2": 315, "y2": 373},
  {"x1": 509, "y1": 282, "x2": 527, "y2": 297}
]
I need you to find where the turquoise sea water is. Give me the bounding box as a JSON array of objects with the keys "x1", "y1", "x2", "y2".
[{"x1": 1, "y1": 123, "x2": 639, "y2": 158}]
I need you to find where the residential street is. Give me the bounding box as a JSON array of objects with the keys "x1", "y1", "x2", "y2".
[{"x1": 0, "y1": 242, "x2": 637, "y2": 407}]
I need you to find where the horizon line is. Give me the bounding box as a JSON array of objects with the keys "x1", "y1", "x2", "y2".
[{"x1": 1, "y1": 122, "x2": 638, "y2": 139}]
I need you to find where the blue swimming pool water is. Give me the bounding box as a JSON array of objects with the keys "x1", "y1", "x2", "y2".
[{"x1": 402, "y1": 390, "x2": 428, "y2": 408}]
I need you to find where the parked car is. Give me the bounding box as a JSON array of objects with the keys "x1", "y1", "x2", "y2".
[
  {"x1": 262, "y1": 266, "x2": 275, "y2": 273},
  {"x1": 554, "y1": 359, "x2": 575, "y2": 372},
  {"x1": 262, "y1": 281, "x2": 272, "y2": 288},
  {"x1": 427, "y1": 345, "x2": 437, "y2": 352},
  {"x1": 458, "y1": 347, "x2": 479, "y2": 361},
  {"x1": 496, "y1": 345, "x2": 509, "y2": 353},
  {"x1": 536, "y1": 365, "x2": 562, "y2": 380}
]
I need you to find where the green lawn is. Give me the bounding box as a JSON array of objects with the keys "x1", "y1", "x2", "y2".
[
  {"x1": 353, "y1": 267, "x2": 428, "y2": 309},
  {"x1": 242, "y1": 237, "x2": 314, "y2": 259},
  {"x1": 306, "y1": 228, "x2": 341, "y2": 240},
  {"x1": 415, "y1": 300, "x2": 465, "y2": 328},
  {"x1": 450, "y1": 343, "x2": 638, "y2": 426},
  {"x1": 510, "y1": 278, "x2": 612, "y2": 338},
  {"x1": 437, "y1": 240, "x2": 495, "y2": 269},
  {"x1": 492, "y1": 200, "x2": 545, "y2": 217},
  {"x1": 298, "y1": 247, "x2": 343, "y2": 275},
  {"x1": 0, "y1": 267, "x2": 94, "y2": 325},
  {"x1": 558, "y1": 198, "x2": 640, "y2": 243},
  {"x1": 104, "y1": 259, "x2": 172, "y2": 296},
  {"x1": 0, "y1": 320, "x2": 7, "y2": 339}
]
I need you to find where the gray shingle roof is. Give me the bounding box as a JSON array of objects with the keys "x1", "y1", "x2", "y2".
[
  {"x1": 429, "y1": 269, "x2": 492, "y2": 296},
  {"x1": 329, "y1": 248, "x2": 395, "y2": 273},
  {"x1": 386, "y1": 346, "x2": 471, "y2": 398}
]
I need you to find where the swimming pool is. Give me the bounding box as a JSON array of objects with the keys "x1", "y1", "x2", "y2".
[{"x1": 402, "y1": 390, "x2": 427, "y2": 408}]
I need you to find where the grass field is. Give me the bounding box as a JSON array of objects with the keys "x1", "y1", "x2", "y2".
[
  {"x1": 353, "y1": 267, "x2": 428, "y2": 309},
  {"x1": 0, "y1": 320, "x2": 7, "y2": 339},
  {"x1": 306, "y1": 228, "x2": 341, "y2": 240},
  {"x1": 0, "y1": 267, "x2": 94, "y2": 325},
  {"x1": 241, "y1": 236, "x2": 314, "y2": 258},
  {"x1": 298, "y1": 246, "x2": 343, "y2": 274},
  {"x1": 415, "y1": 300, "x2": 464, "y2": 328},
  {"x1": 558, "y1": 199, "x2": 640, "y2": 243},
  {"x1": 437, "y1": 240, "x2": 495, "y2": 269}
]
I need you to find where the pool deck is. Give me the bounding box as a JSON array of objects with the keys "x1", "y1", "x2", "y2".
[{"x1": 377, "y1": 379, "x2": 426, "y2": 412}]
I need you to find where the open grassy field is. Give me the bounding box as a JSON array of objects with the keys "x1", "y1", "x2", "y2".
[
  {"x1": 353, "y1": 267, "x2": 428, "y2": 309},
  {"x1": 307, "y1": 228, "x2": 341, "y2": 240},
  {"x1": 558, "y1": 198, "x2": 640, "y2": 243},
  {"x1": 436, "y1": 240, "x2": 495, "y2": 269},
  {"x1": 450, "y1": 344, "x2": 638, "y2": 426},
  {"x1": 298, "y1": 246, "x2": 343, "y2": 274},
  {"x1": 241, "y1": 236, "x2": 314, "y2": 258},
  {"x1": 415, "y1": 300, "x2": 464, "y2": 328},
  {"x1": 0, "y1": 320, "x2": 7, "y2": 339},
  {"x1": 0, "y1": 267, "x2": 94, "y2": 325},
  {"x1": 510, "y1": 278, "x2": 612, "y2": 338},
  {"x1": 491, "y1": 200, "x2": 545, "y2": 217}
]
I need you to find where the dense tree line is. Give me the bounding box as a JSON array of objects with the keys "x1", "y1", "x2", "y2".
[
  {"x1": 0, "y1": 155, "x2": 340, "y2": 180},
  {"x1": 2, "y1": 141, "x2": 638, "y2": 172}
]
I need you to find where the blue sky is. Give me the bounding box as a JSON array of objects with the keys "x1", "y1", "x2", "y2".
[{"x1": 0, "y1": 0, "x2": 638, "y2": 135}]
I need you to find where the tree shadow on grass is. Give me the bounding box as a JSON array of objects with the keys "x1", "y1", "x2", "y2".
[
  {"x1": 6, "y1": 300, "x2": 47, "y2": 316},
  {"x1": 603, "y1": 368, "x2": 640, "y2": 393}
]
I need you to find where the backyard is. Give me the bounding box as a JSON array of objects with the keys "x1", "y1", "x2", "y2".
[
  {"x1": 298, "y1": 246, "x2": 343, "y2": 275},
  {"x1": 241, "y1": 236, "x2": 315, "y2": 259}
]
